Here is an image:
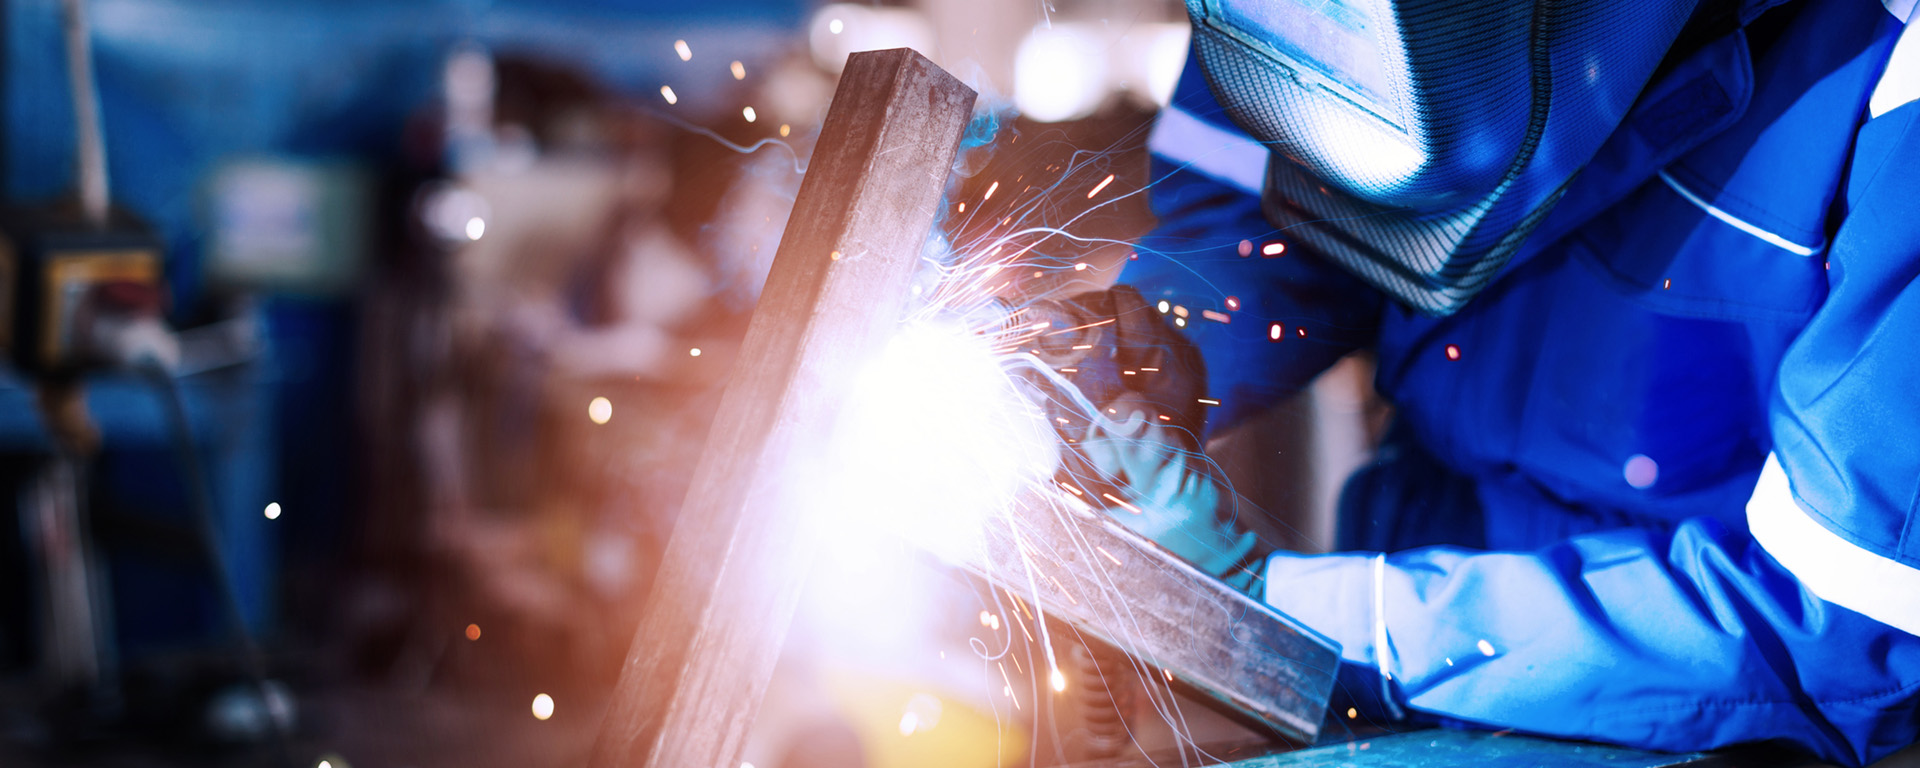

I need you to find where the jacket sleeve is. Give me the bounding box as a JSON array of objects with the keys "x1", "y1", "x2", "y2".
[
  {"x1": 1122, "y1": 46, "x2": 1385, "y2": 438},
  {"x1": 1262, "y1": 103, "x2": 1920, "y2": 767},
  {"x1": 1263, "y1": 518, "x2": 1920, "y2": 766}
]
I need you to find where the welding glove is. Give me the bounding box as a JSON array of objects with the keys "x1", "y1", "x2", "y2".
[
  {"x1": 1040, "y1": 286, "x2": 1260, "y2": 590},
  {"x1": 1076, "y1": 395, "x2": 1259, "y2": 588}
]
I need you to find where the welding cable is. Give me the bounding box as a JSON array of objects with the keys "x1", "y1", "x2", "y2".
[{"x1": 148, "y1": 369, "x2": 297, "y2": 766}]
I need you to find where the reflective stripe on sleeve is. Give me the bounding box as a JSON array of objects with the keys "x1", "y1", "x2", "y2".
[
  {"x1": 1870, "y1": 16, "x2": 1919, "y2": 119},
  {"x1": 1147, "y1": 105, "x2": 1269, "y2": 195},
  {"x1": 1747, "y1": 453, "x2": 1920, "y2": 636},
  {"x1": 1658, "y1": 170, "x2": 1825, "y2": 256}
]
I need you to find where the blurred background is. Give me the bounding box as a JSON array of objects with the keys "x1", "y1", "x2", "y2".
[{"x1": 0, "y1": 1, "x2": 1378, "y2": 766}]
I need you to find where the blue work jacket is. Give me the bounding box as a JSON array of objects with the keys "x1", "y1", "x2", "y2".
[{"x1": 1126, "y1": 0, "x2": 1920, "y2": 762}]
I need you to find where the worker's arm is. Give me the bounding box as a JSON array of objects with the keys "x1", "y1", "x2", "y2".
[
  {"x1": 1264, "y1": 101, "x2": 1920, "y2": 767},
  {"x1": 1122, "y1": 47, "x2": 1385, "y2": 438}
]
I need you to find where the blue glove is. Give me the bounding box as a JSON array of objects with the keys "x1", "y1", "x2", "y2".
[
  {"x1": 1077, "y1": 392, "x2": 1257, "y2": 585},
  {"x1": 1035, "y1": 287, "x2": 1261, "y2": 587}
]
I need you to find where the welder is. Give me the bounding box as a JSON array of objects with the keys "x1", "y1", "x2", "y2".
[{"x1": 1057, "y1": 0, "x2": 1920, "y2": 762}]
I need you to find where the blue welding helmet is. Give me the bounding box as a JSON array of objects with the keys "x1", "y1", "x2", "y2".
[{"x1": 1186, "y1": 0, "x2": 1702, "y2": 314}]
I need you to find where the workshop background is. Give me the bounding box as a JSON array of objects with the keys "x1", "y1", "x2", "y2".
[{"x1": 0, "y1": 1, "x2": 1381, "y2": 766}]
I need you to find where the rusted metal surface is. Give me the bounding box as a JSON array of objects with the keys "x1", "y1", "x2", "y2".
[
  {"x1": 974, "y1": 495, "x2": 1341, "y2": 745},
  {"x1": 588, "y1": 48, "x2": 976, "y2": 768}
]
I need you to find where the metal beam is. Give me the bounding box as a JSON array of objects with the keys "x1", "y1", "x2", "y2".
[
  {"x1": 973, "y1": 494, "x2": 1340, "y2": 744},
  {"x1": 589, "y1": 48, "x2": 977, "y2": 768}
]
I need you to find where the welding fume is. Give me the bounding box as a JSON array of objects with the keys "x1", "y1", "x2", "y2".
[{"x1": 1037, "y1": 0, "x2": 1920, "y2": 763}]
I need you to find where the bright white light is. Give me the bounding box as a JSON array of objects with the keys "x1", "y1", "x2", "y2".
[
  {"x1": 263, "y1": 502, "x2": 281, "y2": 520},
  {"x1": 1050, "y1": 669, "x2": 1067, "y2": 692},
  {"x1": 813, "y1": 320, "x2": 1057, "y2": 567},
  {"x1": 900, "y1": 693, "x2": 943, "y2": 736},
  {"x1": 660, "y1": 85, "x2": 678, "y2": 105},
  {"x1": 673, "y1": 39, "x2": 692, "y2": 61},
  {"x1": 689, "y1": 348, "x2": 702, "y2": 357},
  {"x1": 1141, "y1": 25, "x2": 1190, "y2": 108},
  {"x1": 809, "y1": 5, "x2": 936, "y2": 74},
  {"x1": 1015, "y1": 24, "x2": 1109, "y2": 122},
  {"x1": 465, "y1": 217, "x2": 485, "y2": 241},
  {"x1": 588, "y1": 397, "x2": 612, "y2": 425},
  {"x1": 531, "y1": 693, "x2": 555, "y2": 720},
  {"x1": 730, "y1": 61, "x2": 746, "y2": 80},
  {"x1": 421, "y1": 183, "x2": 490, "y2": 243},
  {"x1": 742, "y1": 106, "x2": 757, "y2": 123}
]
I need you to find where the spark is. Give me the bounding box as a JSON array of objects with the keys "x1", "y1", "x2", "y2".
[
  {"x1": 1348, "y1": 707, "x2": 1358, "y2": 719},
  {"x1": 1478, "y1": 639, "x2": 1497, "y2": 656},
  {"x1": 1172, "y1": 305, "x2": 1188, "y2": 318},
  {"x1": 1050, "y1": 668, "x2": 1067, "y2": 692},
  {"x1": 742, "y1": 106, "x2": 757, "y2": 123},
  {"x1": 1663, "y1": 278, "x2": 1672, "y2": 289},
  {"x1": 1197, "y1": 398, "x2": 1219, "y2": 406},
  {"x1": 984, "y1": 181, "x2": 999, "y2": 200},
  {"x1": 1445, "y1": 344, "x2": 1461, "y2": 361},
  {"x1": 1269, "y1": 323, "x2": 1283, "y2": 340},
  {"x1": 588, "y1": 397, "x2": 612, "y2": 424},
  {"x1": 674, "y1": 39, "x2": 692, "y2": 61},
  {"x1": 958, "y1": 202, "x2": 966, "y2": 213},
  {"x1": 779, "y1": 124, "x2": 791, "y2": 137},
  {"x1": 531, "y1": 693, "x2": 555, "y2": 720},
  {"x1": 830, "y1": 250, "x2": 842, "y2": 260},
  {"x1": 1174, "y1": 317, "x2": 1186, "y2": 328},
  {"x1": 1042, "y1": 317, "x2": 1112, "y2": 336},
  {"x1": 1225, "y1": 296, "x2": 1239, "y2": 310},
  {"x1": 1096, "y1": 546, "x2": 1122, "y2": 566},
  {"x1": 1101, "y1": 493, "x2": 1141, "y2": 514},
  {"x1": 1297, "y1": 327, "x2": 1307, "y2": 338},
  {"x1": 690, "y1": 347, "x2": 703, "y2": 357},
  {"x1": 899, "y1": 711, "x2": 919, "y2": 736},
  {"x1": 1086, "y1": 173, "x2": 1116, "y2": 198},
  {"x1": 828, "y1": 17, "x2": 844, "y2": 34},
  {"x1": 1157, "y1": 300, "x2": 1170, "y2": 313},
  {"x1": 730, "y1": 60, "x2": 746, "y2": 80},
  {"x1": 1073, "y1": 262, "x2": 1088, "y2": 271},
  {"x1": 465, "y1": 217, "x2": 485, "y2": 241},
  {"x1": 1202, "y1": 310, "x2": 1230, "y2": 323},
  {"x1": 1262, "y1": 241, "x2": 1285, "y2": 257},
  {"x1": 264, "y1": 502, "x2": 281, "y2": 520},
  {"x1": 660, "y1": 85, "x2": 678, "y2": 105},
  {"x1": 1238, "y1": 240, "x2": 1253, "y2": 257},
  {"x1": 465, "y1": 623, "x2": 481, "y2": 640}
]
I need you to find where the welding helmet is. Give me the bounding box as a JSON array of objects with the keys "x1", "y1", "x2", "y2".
[{"x1": 1185, "y1": 0, "x2": 1702, "y2": 314}]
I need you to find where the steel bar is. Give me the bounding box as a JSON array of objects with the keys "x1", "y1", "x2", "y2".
[
  {"x1": 589, "y1": 48, "x2": 976, "y2": 768},
  {"x1": 973, "y1": 494, "x2": 1340, "y2": 744}
]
